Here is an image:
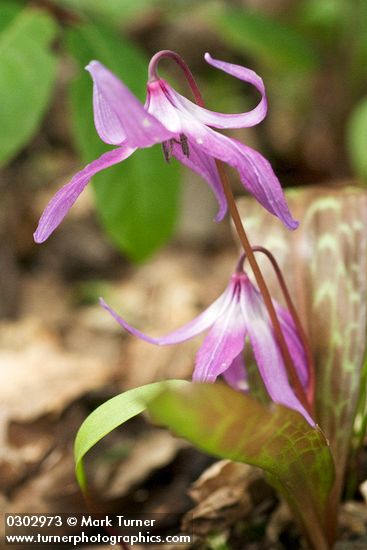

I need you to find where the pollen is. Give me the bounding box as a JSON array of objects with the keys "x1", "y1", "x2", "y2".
[{"x1": 142, "y1": 118, "x2": 151, "y2": 127}]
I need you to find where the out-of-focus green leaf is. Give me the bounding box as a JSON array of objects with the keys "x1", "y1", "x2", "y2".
[
  {"x1": 0, "y1": 8, "x2": 58, "y2": 166},
  {"x1": 66, "y1": 23, "x2": 180, "y2": 261},
  {"x1": 347, "y1": 97, "x2": 367, "y2": 181},
  {"x1": 53, "y1": 0, "x2": 155, "y2": 26},
  {"x1": 74, "y1": 380, "x2": 188, "y2": 490},
  {"x1": 148, "y1": 382, "x2": 334, "y2": 549},
  {"x1": 0, "y1": 0, "x2": 24, "y2": 32},
  {"x1": 209, "y1": 8, "x2": 318, "y2": 73},
  {"x1": 298, "y1": 0, "x2": 346, "y2": 29}
]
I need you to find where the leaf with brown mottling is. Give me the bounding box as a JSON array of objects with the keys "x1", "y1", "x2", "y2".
[
  {"x1": 148, "y1": 382, "x2": 334, "y2": 549},
  {"x1": 237, "y1": 185, "x2": 367, "y2": 508}
]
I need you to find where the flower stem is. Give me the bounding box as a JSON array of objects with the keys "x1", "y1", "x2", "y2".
[
  {"x1": 148, "y1": 50, "x2": 204, "y2": 106},
  {"x1": 214, "y1": 160, "x2": 310, "y2": 413},
  {"x1": 153, "y1": 50, "x2": 311, "y2": 414}
]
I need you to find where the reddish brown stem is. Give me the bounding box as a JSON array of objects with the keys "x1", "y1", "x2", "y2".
[
  {"x1": 152, "y1": 51, "x2": 312, "y2": 415},
  {"x1": 215, "y1": 161, "x2": 310, "y2": 413},
  {"x1": 148, "y1": 50, "x2": 204, "y2": 106}
]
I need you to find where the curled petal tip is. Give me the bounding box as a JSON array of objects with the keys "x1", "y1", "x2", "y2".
[
  {"x1": 214, "y1": 206, "x2": 227, "y2": 223},
  {"x1": 85, "y1": 60, "x2": 99, "y2": 73},
  {"x1": 33, "y1": 229, "x2": 44, "y2": 244},
  {"x1": 204, "y1": 52, "x2": 212, "y2": 62},
  {"x1": 288, "y1": 218, "x2": 300, "y2": 231}
]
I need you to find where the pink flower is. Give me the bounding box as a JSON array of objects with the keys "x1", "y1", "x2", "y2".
[
  {"x1": 100, "y1": 265, "x2": 313, "y2": 426},
  {"x1": 34, "y1": 52, "x2": 298, "y2": 243}
]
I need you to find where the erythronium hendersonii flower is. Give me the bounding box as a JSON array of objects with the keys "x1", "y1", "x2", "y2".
[
  {"x1": 34, "y1": 51, "x2": 298, "y2": 243},
  {"x1": 100, "y1": 259, "x2": 314, "y2": 426}
]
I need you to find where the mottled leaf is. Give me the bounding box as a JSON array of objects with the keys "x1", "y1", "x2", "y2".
[
  {"x1": 0, "y1": 7, "x2": 58, "y2": 166},
  {"x1": 237, "y1": 186, "x2": 367, "y2": 510},
  {"x1": 148, "y1": 382, "x2": 334, "y2": 548},
  {"x1": 74, "y1": 380, "x2": 188, "y2": 490},
  {"x1": 66, "y1": 23, "x2": 180, "y2": 261}
]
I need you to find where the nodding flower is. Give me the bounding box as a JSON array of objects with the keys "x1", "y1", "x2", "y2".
[
  {"x1": 100, "y1": 257, "x2": 314, "y2": 426},
  {"x1": 34, "y1": 51, "x2": 298, "y2": 244}
]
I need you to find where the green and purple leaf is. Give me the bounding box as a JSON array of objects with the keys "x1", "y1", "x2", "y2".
[
  {"x1": 237, "y1": 186, "x2": 367, "y2": 511},
  {"x1": 148, "y1": 382, "x2": 334, "y2": 549}
]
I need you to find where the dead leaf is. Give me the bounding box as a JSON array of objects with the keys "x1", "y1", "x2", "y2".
[{"x1": 182, "y1": 460, "x2": 274, "y2": 536}]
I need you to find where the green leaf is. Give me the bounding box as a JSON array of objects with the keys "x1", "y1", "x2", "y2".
[
  {"x1": 66, "y1": 23, "x2": 180, "y2": 261},
  {"x1": 74, "y1": 380, "x2": 188, "y2": 490},
  {"x1": 148, "y1": 382, "x2": 334, "y2": 548},
  {"x1": 347, "y1": 97, "x2": 367, "y2": 181},
  {"x1": 209, "y1": 8, "x2": 318, "y2": 73},
  {"x1": 0, "y1": 1, "x2": 24, "y2": 33},
  {"x1": 52, "y1": 0, "x2": 153, "y2": 26},
  {"x1": 0, "y1": 7, "x2": 58, "y2": 166}
]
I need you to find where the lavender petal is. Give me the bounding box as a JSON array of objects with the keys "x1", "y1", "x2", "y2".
[
  {"x1": 222, "y1": 353, "x2": 249, "y2": 392},
  {"x1": 100, "y1": 288, "x2": 231, "y2": 345},
  {"x1": 34, "y1": 146, "x2": 134, "y2": 243},
  {"x1": 240, "y1": 281, "x2": 315, "y2": 426},
  {"x1": 171, "y1": 139, "x2": 227, "y2": 222},
  {"x1": 164, "y1": 54, "x2": 267, "y2": 129},
  {"x1": 181, "y1": 118, "x2": 298, "y2": 230},
  {"x1": 193, "y1": 297, "x2": 246, "y2": 383},
  {"x1": 87, "y1": 61, "x2": 175, "y2": 147}
]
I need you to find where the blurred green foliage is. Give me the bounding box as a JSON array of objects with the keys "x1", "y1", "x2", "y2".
[
  {"x1": 0, "y1": 3, "x2": 57, "y2": 165},
  {"x1": 0, "y1": 0, "x2": 366, "y2": 260}
]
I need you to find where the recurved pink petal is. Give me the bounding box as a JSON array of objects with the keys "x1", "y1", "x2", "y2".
[
  {"x1": 34, "y1": 146, "x2": 134, "y2": 243},
  {"x1": 171, "y1": 139, "x2": 227, "y2": 221},
  {"x1": 99, "y1": 288, "x2": 231, "y2": 346},
  {"x1": 193, "y1": 296, "x2": 246, "y2": 383},
  {"x1": 145, "y1": 79, "x2": 183, "y2": 134},
  {"x1": 222, "y1": 353, "x2": 249, "y2": 392},
  {"x1": 275, "y1": 303, "x2": 308, "y2": 388},
  {"x1": 240, "y1": 282, "x2": 314, "y2": 426},
  {"x1": 164, "y1": 53, "x2": 267, "y2": 129},
  {"x1": 181, "y1": 117, "x2": 298, "y2": 230},
  {"x1": 87, "y1": 61, "x2": 174, "y2": 147}
]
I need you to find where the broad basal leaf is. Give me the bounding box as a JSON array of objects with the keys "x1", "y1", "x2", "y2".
[
  {"x1": 0, "y1": 7, "x2": 58, "y2": 166},
  {"x1": 148, "y1": 382, "x2": 334, "y2": 549},
  {"x1": 74, "y1": 380, "x2": 188, "y2": 490},
  {"x1": 237, "y1": 186, "x2": 367, "y2": 512},
  {"x1": 66, "y1": 23, "x2": 180, "y2": 262}
]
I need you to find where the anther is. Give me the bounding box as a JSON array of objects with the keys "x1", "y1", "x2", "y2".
[
  {"x1": 162, "y1": 140, "x2": 172, "y2": 163},
  {"x1": 180, "y1": 134, "x2": 189, "y2": 157}
]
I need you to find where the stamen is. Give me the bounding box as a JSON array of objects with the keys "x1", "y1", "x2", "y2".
[
  {"x1": 162, "y1": 140, "x2": 172, "y2": 163},
  {"x1": 180, "y1": 134, "x2": 190, "y2": 157}
]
